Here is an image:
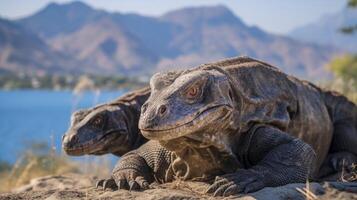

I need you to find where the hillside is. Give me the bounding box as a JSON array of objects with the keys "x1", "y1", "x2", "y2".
[
  {"x1": 49, "y1": 17, "x2": 158, "y2": 75},
  {"x1": 0, "y1": 18, "x2": 83, "y2": 75},
  {"x1": 3, "y1": 1, "x2": 342, "y2": 79},
  {"x1": 290, "y1": 7, "x2": 357, "y2": 53},
  {"x1": 157, "y1": 6, "x2": 340, "y2": 78}
]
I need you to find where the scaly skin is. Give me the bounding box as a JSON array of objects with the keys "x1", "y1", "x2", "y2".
[
  {"x1": 99, "y1": 57, "x2": 357, "y2": 196},
  {"x1": 62, "y1": 87, "x2": 150, "y2": 157}
]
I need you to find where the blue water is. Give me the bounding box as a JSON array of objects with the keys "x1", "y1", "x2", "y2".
[{"x1": 0, "y1": 90, "x2": 127, "y2": 164}]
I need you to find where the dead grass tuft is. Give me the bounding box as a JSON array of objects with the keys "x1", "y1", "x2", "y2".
[{"x1": 0, "y1": 142, "x2": 112, "y2": 193}]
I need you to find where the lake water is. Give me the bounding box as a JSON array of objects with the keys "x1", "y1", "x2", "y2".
[{"x1": 0, "y1": 90, "x2": 127, "y2": 164}]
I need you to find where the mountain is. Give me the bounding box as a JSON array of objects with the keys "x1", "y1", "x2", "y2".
[
  {"x1": 0, "y1": 18, "x2": 83, "y2": 75},
  {"x1": 48, "y1": 17, "x2": 158, "y2": 75},
  {"x1": 18, "y1": 1, "x2": 160, "y2": 75},
  {"x1": 11, "y1": 1, "x2": 342, "y2": 78},
  {"x1": 289, "y1": 7, "x2": 357, "y2": 53},
  {"x1": 157, "y1": 6, "x2": 340, "y2": 78},
  {"x1": 17, "y1": 1, "x2": 105, "y2": 39}
]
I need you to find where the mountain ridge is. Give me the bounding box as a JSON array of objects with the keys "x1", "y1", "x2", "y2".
[
  {"x1": 0, "y1": 1, "x2": 343, "y2": 79},
  {"x1": 0, "y1": 17, "x2": 87, "y2": 75},
  {"x1": 289, "y1": 7, "x2": 357, "y2": 53}
]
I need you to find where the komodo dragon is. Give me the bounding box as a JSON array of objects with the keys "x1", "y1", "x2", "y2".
[
  {"x1": 97, "y1": 56, "x2": 357, "y2": 196},
  {"x1": 62, "y1": 87, "x2": 150, "y2": 157}
]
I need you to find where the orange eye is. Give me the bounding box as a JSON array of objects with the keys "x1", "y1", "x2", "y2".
[{"x1": 186, "y1": 86, "x2": 199, "y2": 99}]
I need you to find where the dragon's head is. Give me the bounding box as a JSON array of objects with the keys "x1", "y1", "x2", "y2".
[
  {"x1": 139, "y1": 69, "x2": 236, "y2": 142},
  {"x1": 62, "y1": 104, "x2": 140, "y2": 156}
]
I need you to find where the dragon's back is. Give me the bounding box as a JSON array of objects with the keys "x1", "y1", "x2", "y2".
[{"x1": 200, "y1": 56, "x2": 334, "y2": 167}]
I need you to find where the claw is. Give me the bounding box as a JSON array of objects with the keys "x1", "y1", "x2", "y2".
[
  {"x1": 223, "y1": 185, "x2": 240, "y2": 197},
  {"x1": 96, "y1": 179, "x2": 104, "y2": 188},
  {"x1": 103, "y1": 180, "x2": 109, "y2": 191},
  {"x1": 129, "y1": 180, "x2": 140, "y2": 191},
  {"x1": 142, "y1": 181, "x2": 149, "y2": 189},
  {"x1": 135, "y1": 176, "x2": 150, "y2": 190},
  {"x1": 117, "y1": 180, "x2": 125, "y2": 189},
  {"x1": 206, "y1": 179, "x2": 228, "y2": 194},
  {"x1": 213, "y1": 183, "x2": 233, "y2": 197},
  {"x1": 95, "y1": 178, "x2": 118, "y2": 191}
]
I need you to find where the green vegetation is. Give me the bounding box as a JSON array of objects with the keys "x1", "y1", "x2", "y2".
[
  {"x1": 328, "y1": 0, "x2": 356, "y2": 103},
  {"x1": 324, "y1": 55, "x2": 357, "y2": 103},
  {"x1": 0, "y1": 74, "x2": 148, "y2": 90},
  {"x1": 329, "y1": 55, "x2": 357, "y2": 87},
  {"x1": 348, "y1": 0, "x2": 357, "y2": 7},
  {"x1": 341, "y1": 0, "x2": 357, "y2": 33}
]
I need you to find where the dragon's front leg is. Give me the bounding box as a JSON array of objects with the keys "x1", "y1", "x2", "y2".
[{"x1": 206, "y1": 125, "x2": 316, "y2": 196}]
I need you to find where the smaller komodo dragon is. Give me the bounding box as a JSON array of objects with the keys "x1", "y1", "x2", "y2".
[
  {"x1": 97, "y1": 56, "x2": 357, "y2": 196},
  {"x1": 62, "y1": 87, "x2": 150, "y2": 157}
]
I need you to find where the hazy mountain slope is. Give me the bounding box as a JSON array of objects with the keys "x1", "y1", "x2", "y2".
[
  {"x1": 14, "y1": 1, "x2": 342, "y2": 78},
  {"x1": 18, "y1": 1, "x2": 106, "y2": 39},
  {"x1": 157, "y1": 6, "x2": 340, "y2": 78},
  {"x1": 0, "y1": 18, "x2": 82, "y2": 75},
  {"x1": 49, "y1": 17, "x2": 158, "y2": 75},
  {"x1": 113, "y1": 14, "x2": 179, "y2": 58},
  {"x1": 289, "y1": 7, "x2": 357, "y2": 52},
  {"x1": 18, "y1": 1, "x2": 160, "y2": 74}
]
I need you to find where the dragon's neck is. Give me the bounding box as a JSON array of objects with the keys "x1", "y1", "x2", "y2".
[{"x1": 159, "y1": 133, "x2": 240, "y2": 180}]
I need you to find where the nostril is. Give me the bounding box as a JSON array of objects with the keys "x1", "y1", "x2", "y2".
[
  {"x1": 158, "y1": 105, "x2": 167, "y2": 116},
  {"x1": 71, "y1": 135, "x2": 78, "y2": 143},
  {"x1": 142, "y1": 103, "x2": 148, "y2": 113}
]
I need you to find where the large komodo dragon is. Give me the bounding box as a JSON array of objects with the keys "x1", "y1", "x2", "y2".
[
  {"x1": 97, "y1": 56, "x2": 357, "y2": 196},
  {"x1": 62, "y1": 87, "x2": 150, "y2": 157}
]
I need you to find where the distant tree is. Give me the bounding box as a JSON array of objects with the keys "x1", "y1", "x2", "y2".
[
  {"x1": 326, "y1": 0, "x2": 357, "y2": 102},
  {"x1": 335, "y1": 0, "x2": 357, "y2": 84},
  {"x1": 348, "y1": 0, "x2": 357, "y2": 7},
  {"x1": 341, "y1": 0, "x2": 357, "y2": 33},
  {"x1": 326, "y1": 55, "x2": 357, "y2": 103},
  {"x1": 329, "y1": 55, "x2": 357, "y2": 87}
]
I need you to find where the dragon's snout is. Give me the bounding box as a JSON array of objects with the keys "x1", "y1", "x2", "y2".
[
  {"x1": 62, "y1": 133, "x2": 79, "y2": 150},
  {"x1": 140, "y1": 102, "x2": 170, "y2": 130},
  {"x1": 142, "y1": 102, "x2": 169, "y2": 116}
]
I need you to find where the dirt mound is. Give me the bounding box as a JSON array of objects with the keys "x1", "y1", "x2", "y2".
[{"x1": 0, "y1": 174, "x2": 355, "y2": 200}]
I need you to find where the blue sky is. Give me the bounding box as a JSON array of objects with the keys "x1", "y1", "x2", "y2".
[{"x1": 0, "y1": 0, "x2": 348, "y2": 34}]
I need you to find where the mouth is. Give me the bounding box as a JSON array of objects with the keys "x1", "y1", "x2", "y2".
[
  {"x1": 140, "y1": 104, "x2": 232, "y2": 141},
  {"x1": 62, "y1": 129, "x2": 125, "y2": 156}
]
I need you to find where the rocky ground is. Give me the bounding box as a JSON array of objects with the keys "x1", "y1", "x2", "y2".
[{"x1": 0, "y1": 173, "x2": 356, "y2": 200}]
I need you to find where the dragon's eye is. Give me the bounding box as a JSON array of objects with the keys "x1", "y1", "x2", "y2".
[
  {"x1": 186, "y1": 86, "x2": 199, "y2": 99},
  {"x1": 181, "y1": 77, "x2": 207, "y2": 103},
  {"x1": 92, "y1": 116, "x2": 104, "y2": 128}
]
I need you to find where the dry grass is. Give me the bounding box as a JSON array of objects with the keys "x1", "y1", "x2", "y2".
[
  {"x1": 0, "y1": 149, "x2": 78, "y2": 192},
  {"x1": 0, "y1": 142, "x2": 112, "y2": 193}
]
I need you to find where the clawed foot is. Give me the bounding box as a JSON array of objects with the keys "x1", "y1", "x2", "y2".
[
  {"x1": 112, "y1": 168, "x2": 151, "y2": 191},
  {"x1": 96, "y1": 178, "x2": 118, "y2": 190},
  {"x1": 329, "y1": 152, "x2": 356, "y2": 173},
  {"x1": 96, "y1": 174, "x2": 149, "y2": 191},
  {"x1": 205, "y1": 170, "x2": 264, "y2": 197}
]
